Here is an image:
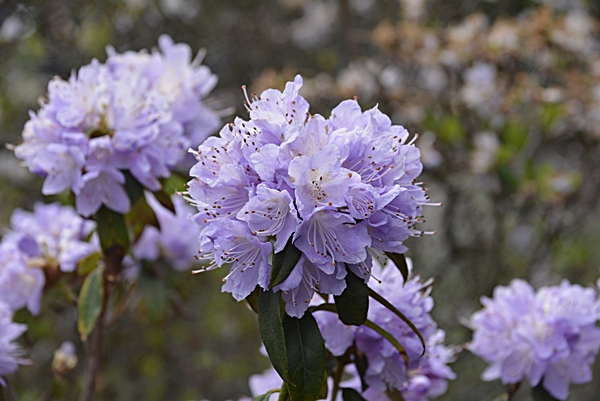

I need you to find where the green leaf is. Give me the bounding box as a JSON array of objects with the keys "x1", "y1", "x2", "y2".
[
  {"x1": 368, "y1": 288, "x2": 426, "y2": 357},
  {"x1": 77, "y1": 266, "x2": 105, "y2": 341},
  {"x1": 385, "y1": 389, "x2": 405, "y2": 401},
  {"x1": 252, "y1": 389, "x2": 281, "y2": 401},
  {"x1": 270, "y1": 239, "x2": 302, "y2": 289},
  {"x1": 532, "y1": 384, "x2": 559, "y2": 401},
  {"x1": 77, "y1": 252, "x2": 102, "y2": 276},
  {"x1": 283, "y1": 312, "x2": 326, "y2": 401},
  {"x1": 258, "y1": 290, "x2": 289, "y2": 382},
  {"x1": 318, "y1": 371, "x2": 328, "y2": 400},
  {"x1": 160, "y1": 173, "x2": 188, "y2": 196},
  {"x1": 364, "y1": 319, "x2": 409, "y2": 368},
  {"x1": 96, "y1": 205, "x2": 130, "y2": 267},
  {"x1": 140, "y1": 277, "x2": 169, "y2": 321},
  {"x1": 125, "y1": 194, "x2": 160, "y2": 242},
  {"x1": 342, "y1": 388, "x2": 366, "y2": 401},
  {"x1": 385, "y1": 252, "x2": 409, "y2": 284},
  {"x1": 334, "y1": 271, "x2": 369, "y2": 326},
  {"x1": 123, "y1": 170, "x2": 145, "y2": 204},
  {"x1": 246, "y1": 286, "x2": 260, "y2": 314},
  {"x1": 152, "y1": 189, "x2": 176, "y2": 213}
]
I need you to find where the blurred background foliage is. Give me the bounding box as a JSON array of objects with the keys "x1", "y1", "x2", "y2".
[{"x1": 1, "y1": 0, "x2": 600, "y2": 399}]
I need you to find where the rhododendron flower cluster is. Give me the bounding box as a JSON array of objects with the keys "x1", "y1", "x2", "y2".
[
  {"x1": 0, "y1": 203, "x2": 98, "y2": 315},
  {"x1": 134, "y1": 193, "x2": 201, "y2": 270},
  {"x1": 186, "y1": 75, "x2": 432, "y2": 316},
  {"x1": 0, "y1": 302, "x2": 27, "y2": 386},
  {"x1": 467, "y1": 279, "x2": 600, "y2": 400},
  {"x1": 13, "y1": 35, "x2": 220, "y2": 217},
  {"x1": 314, "y1": 259, "x2": 456, "y2": 400}
]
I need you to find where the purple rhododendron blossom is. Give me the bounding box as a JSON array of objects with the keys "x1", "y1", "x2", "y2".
[
  {"x1": 0, "y1": 202, "x2": 98, "y2": 315},
  {"x1": 0, "y1": 302, "x2": 28, "y2": 386},
  {"x1": 467, "y1": 279, "x2": 600, "y2": 400},
  {"x1": 314, "y1": 258, "x2": 456, "y2": 400},
  {"x1": 13, "y1": 35, "x2": 220, "y2": 217},
  {"x1": 185, "y1": 75, "x2": 432, "y2": 315},
  {"x1": 134, "y1": 193, "x2": 200, "y2": 271}
]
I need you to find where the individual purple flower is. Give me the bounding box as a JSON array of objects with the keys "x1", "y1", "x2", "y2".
[
  {"x1": 0, "y1": 239, "x2": 45, "y2": 315},
  {"x1": 0, "y1": 302, "x2": 28, "y2": 386},
  {"x1": 13, "y1": 35, "x2": 219, "y2": 217},
  {"x1": 467, "y1": 279, "x2": 600, "y2": 400},
  {"x1": 9, "y1": 203, "x2": 98, "y2": 273},
  {"x1": 134, "y1": 193, "x2": 200, "y2": 271},
  {"x1": 314, "y1": 258, "x2": 456, "y2": 399},
  {"x1": 186, "y1": 75, "x2": 434, "y2": 315}
]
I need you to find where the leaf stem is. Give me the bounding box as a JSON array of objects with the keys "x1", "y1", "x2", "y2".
[
  {"x1": 278, "y1": 382, "x2": 289, "y2": 401},
  {"x1": 330, "y1": 359, "x2": 345, "y2": 401},
  {"x1": 368, "y1": 288, "x2": 426, "y2": 357}
]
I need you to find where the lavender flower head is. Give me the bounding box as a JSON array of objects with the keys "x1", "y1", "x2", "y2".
[
  {"x1": 134, "y1": 193, "x2": 201, "y2": 271},
  {"x1": 185, "y1": 75, "x2": 434, "y2": 316},
  {"x1": 314, "y1": 258, "x2": 456, "y2": 400},
  {"x1": 0, "y1": 302, "x2": 28, "y2": 385},
  {"x1": 0, "y1": 202, "x2": 98, "y2": 315},
  {"x1": 13, "y1": 35, "x2": 220, "y2": 217},
  {"x1": 467, "y1": 279, "x2": 600, "y2": 400}
]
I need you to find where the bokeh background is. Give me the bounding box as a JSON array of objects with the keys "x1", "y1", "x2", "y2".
[{"x1": 1, "y1": 0, "x2": 600, "y2": 400}]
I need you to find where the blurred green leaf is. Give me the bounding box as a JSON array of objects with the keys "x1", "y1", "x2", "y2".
[
  {"x1": 96, "y1": 205, "x2": 130, "y2": 259},
  {"x1": 502, "y1": 120, "x2": 528, "y2": 151},
  {"x1": 438, "y1": 115, "x2": 466, "y2": 143},
  {"x1": 259, "y1": 290, "x2": 289, "y2": 383},
  {"x1": 77, "y1": 265, "x2": 105, "y2": 341},
  {"x1": 152, "y1": 189, "x2": 176, "y2": 213},
  {"x1": 140, "y1": 277, "x2": 169, "y2": 321},
  {"x1": 283, "y1": 312, "x2": 326, "y2": 401},
  {"x1": 334, "y1": 271, "x2": 369, "y2": 326},
  {"x1": 385, "y1": 252, "x2": 409, "y2": 283},
  {"x1": 126, "y1": 194, "x2": 160, "y2": 242},
  {"x1": 252, "y1": 389, "x2": 281, "y2": 401},
  {"x1": 77, "y1": 252, "x2": 102, "y2": 276},
  {"x1": 342, "y1": 388, "x2": 366, "y2": 401},
  {"x1": 124, "y1": 171, "x2": 145, "y2": 204},
  {"x1": 246, "y1": 286, "x2": 260, "y2": 314},
  {"x1": 270, "y1": 239, "x2": 302, "y2": 289},
  {"x1": 354, "y1": 351, "x2": 369, "y2": 392}
]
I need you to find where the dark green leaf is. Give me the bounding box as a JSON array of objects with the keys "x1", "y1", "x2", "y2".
[
  {"x1": 270, "y1": 239, "x2": 302, "y2": 289},
  {"x1": 342, "y1": 388, "x2": 366, "y2": 401},
  {"x1": 258, "y1": 290, "x2": 289, "y2": 382},
  {"x1": 334, "y1": 271, "x2": 369, "y2": 326},
  {"x1": 369, "y1": 288, "x2": 426, "y2": 357},
  {"x1": 160, "y1": 173, "x2": 188, "y2": 196},
  {"x1": 318, "y1": 371, "x2": 328, "y2": 400},
  {"x1": 385, "y1": 252, "x2": 409, "y2": 284},
  {"x1": 353, "y1": 351, "x2": 369, "y2": 392},
  {"x1": 123, "y1": 170, "x2": 145, "y2": 204},
  {"x1": 125, "y1": 194, "x2": 160, "y2": 242},
  {"x1": 77, "y1": 266, "x2": 105, "y2": 341},
  {"x1": 246, "y1": 286, "x2": 260, "y2": 314},
  {"x1": 95, "y1": 205, "x2": 130, "y2": 270},
  {"x1": 532, "y1": 384, "x2": 559, "y2": 401},
  {"x1": 252, "y1": 389, "x2": 281, "y2": 401},
  {"x1": 152, "y1": 189, "x2": 176, "y2": 213},
  {"x1": 283, "y1": 312, "x2": 326, "y2": 401},
  {"x1": 364, "y1": 320, "x2": 408, "y2": 368}
]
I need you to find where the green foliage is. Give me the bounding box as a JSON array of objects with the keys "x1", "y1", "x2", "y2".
[
  {"x1": 77, "y1": 266, "x2": 105, "y2": 341},
  {"x1": 532, "y1": 384, "x2": 559, "y2": 401},
  {"x1": 341, "y1": 388, "x2": 367, "y2": 401},
  {"x1": 282, "y1": 313, "x2": 326, "y2": 401},
  {"x1": 270, "y1": 240, "x2": 302, "y2": 289},
  {"x1": 258, "y1": 290, "x2": 290, "y2": 382},
  {"x1": 334, "y1": 271, "x2": 369, "y2": 326},
  {"x1": 96, "y1": 205, "x2": 130, "y2": 266},
  {"x1": 385, "y1": 252, "x2": 409, "y2": 283},
  {"x1": 252, "y1": 389, "x2": 281, "y2": 401}
]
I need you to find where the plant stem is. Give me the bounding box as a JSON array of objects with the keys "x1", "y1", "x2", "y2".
[
  {"x1": 79, "y1": 316, "x2": 103, "y2": 401},
  {"x1": 3, "y1": 376, "x2": 18, "y2": 401},
  {"x1": 277, "y1": 382, "x2": 289, "y2": 401},
  {"x1": 330, "y1": 359, "x2": 345, "y2": 401}
]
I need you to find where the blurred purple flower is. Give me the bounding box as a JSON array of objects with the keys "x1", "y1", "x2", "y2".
[
  {"x1": 314, "y1": 258, "x2": 456, "y2": 400},
  {"x1": 134, "y1": 193, "x2": 200, "y2": 271},
  {"x1": 467, "y1": 279, "x2": 600, "y2": 400},
  {"x1": 14, "y1": 35, "x2": 219, "y2": 217},
  {"x1": 0, "y1": 302, "x2": 28, "y2": 385}
]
